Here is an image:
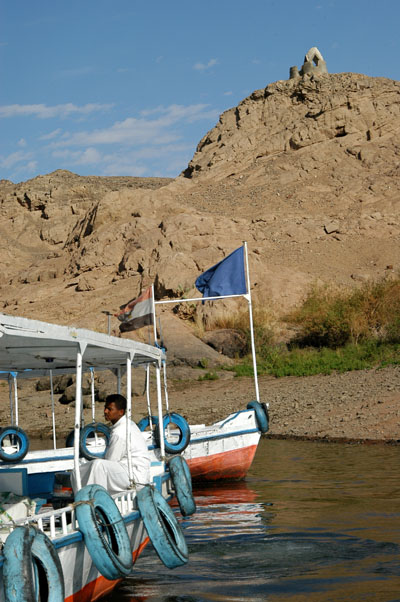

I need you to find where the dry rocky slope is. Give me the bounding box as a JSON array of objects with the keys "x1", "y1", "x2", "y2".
[{"x1": 1, "y1": 71, "x2": 400, "y2": 441}]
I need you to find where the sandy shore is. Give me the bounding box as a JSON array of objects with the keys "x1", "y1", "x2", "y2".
[{"x1": 2, "y1": 364, "x2": 400, "y2": 445}]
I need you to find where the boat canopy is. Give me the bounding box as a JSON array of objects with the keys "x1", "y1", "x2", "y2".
[{"x1": 0, "y1": 313, "x2": 164, "y2": 377}]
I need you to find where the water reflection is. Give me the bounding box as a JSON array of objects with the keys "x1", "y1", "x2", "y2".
[{"x1": 181, "y1": 481, "x2": 271, "y2": 541}]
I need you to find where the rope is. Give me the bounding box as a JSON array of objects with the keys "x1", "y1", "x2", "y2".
[
  {"x1": 72, "y1": 498, "x2": 126, "y2": 528},
  {"x1": 70, "y1": 499, "x2": 94, "y2": 510}
]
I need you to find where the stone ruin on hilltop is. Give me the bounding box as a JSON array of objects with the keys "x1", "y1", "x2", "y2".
[{"x1": 289, "y1": 46, "x2": 328, "y2": 79}]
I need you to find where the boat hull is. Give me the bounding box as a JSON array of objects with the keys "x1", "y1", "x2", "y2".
[
  {"x1": 183, "y1": 409, "x2": 261, "y2": 481},
  {"x1": 187, "y1": 443, "x2": 258, "y2": 481},
  {"x1": 0, "y1": 504, "x2": 149, "y2": 602},
  {"x1": 61, "y1": 517, "x2": 148, "y2": 602}
]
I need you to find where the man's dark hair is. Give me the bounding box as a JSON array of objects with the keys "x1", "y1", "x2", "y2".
[{"x1": 105, "y1": 394, "x2": 127, "y2": 412}]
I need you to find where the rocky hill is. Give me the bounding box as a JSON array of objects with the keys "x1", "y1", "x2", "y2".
[{"x1": 1, "y1": 71, "x2": 400, "y2": 369}]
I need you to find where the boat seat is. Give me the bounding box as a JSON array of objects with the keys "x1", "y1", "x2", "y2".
[{"x1": 0, "y1": 467, "x2": 28, "y2": 496}]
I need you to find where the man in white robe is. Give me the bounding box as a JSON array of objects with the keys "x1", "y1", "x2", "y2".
[{"x1": 71, "y1": 394, "x2": 151, "y2": 494}]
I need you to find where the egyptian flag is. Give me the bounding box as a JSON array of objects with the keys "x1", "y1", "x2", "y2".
[{"x1": 116, "y1": 286, "x2": 154, "y2": 332}]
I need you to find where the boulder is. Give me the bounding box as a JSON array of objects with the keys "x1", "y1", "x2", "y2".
[{"x1": 202, "y1": 329, "x2": 248, "y2": 358}]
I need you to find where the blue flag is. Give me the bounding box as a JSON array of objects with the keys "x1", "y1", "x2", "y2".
[{"x1": 195, "y1": 246, "x2": 247, "y2": 299}]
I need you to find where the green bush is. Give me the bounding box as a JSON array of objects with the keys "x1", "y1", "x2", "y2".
[
  {"x1": 286, "y1": 278, "x2": 400, "y2": 348},
  {"x1": 198, "y1": 371, "x2": 219, "y2": 381}
]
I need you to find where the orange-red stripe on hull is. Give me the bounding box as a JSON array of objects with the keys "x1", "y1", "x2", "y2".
[
  {"x1": 187, "y1": 445, "x2": 257, "y2": 481},
  {"x1": 66, "y1": 537, "x2": 149, "y2": 602}
]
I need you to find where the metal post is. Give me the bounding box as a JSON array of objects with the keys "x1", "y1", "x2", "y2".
[
  {"x1": 156, "y1": 362, "x2": 165, "y2": 460},
  {"x1": 126, "y1": 354, "x2": 133, "y2": 485},
  {"x1": 50, "y1": 370, "x2": 57, "y2": 450},
  {"x1": 90, "y1": 367, "x2": 95, "y2": 423},
  {"x1": 162, "y1": 360, "x2": 170, "y2": 413},
  {"x1": 244, "y1": 242, "x2": 260, "y2": 402},
  {"x1": 13, "y1": 374, "x2": 18, "y2": 426},
  {"x1": 8, "y1": 374, "x2": 13, "y2": 425},
  {"x1": 151, "y1": 284, "x2": 157, "y2": 345},
  {"x1": 117, "y1": 367, "x2": 121, "y2": 394},
  {"x1": 74, "y1": 344, "x2": 85, "y2": 491},
  {"x1": 101, "y1": 311, "x2": 112, "y2": 336},
  {"x1": 145, "y1": 364, "x2": 153, "y2": 429}
]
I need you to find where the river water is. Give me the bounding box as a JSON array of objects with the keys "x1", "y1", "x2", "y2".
[{"x1": 105, "y1": 438, "x2": 400, "y2": 602}]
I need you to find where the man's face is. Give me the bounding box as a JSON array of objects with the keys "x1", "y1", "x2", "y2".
[{"x1": 104, "y1": 401, "x2": 124, "y2": 425}]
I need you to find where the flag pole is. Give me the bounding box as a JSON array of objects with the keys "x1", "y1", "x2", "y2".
[
  {"x1": 244, "y1": 242, "x2": 260, "y2": 402},
  {"x1": 151, "y1": 283, "x2": 157, "y2": 345},
  {"x1": 154, "y1": 293, "x2": 247, "y2": 305}
]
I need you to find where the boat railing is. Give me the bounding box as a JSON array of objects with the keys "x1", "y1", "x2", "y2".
[
  {"x1": 112, "y1": 488, "x2": 137, "y2": 515},
  {"x1": 0, "y1": 489, "x2": 138, "y2": 541},
  {"x1": 0, "y1": 504, "x2": 77, "y2": 540}
]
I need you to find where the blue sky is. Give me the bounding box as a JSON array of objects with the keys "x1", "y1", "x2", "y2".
[{"x1": 1, "y1": 0, "x2": 399, "y2": 183}]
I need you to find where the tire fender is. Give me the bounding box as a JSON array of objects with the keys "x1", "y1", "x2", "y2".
[
  {"x1": 168, "y1": 455, "x2": 196, "y2": 517},
  {"x1": 156, "y1": 413, "x2": 191, "y2": 455},
  {"x1": 0, "y1": 426, "x2": 30, "y2": 463},
  {"x1": 247, "y1": 401, "x2": 269, "y2": 433},
  {"x1": 136, "y1": 484, "x2": 188, "y2": 569},
  {"x1": 3, "y1": 526, "x2": 65, "y2": 602},
  {"x1": 137, "y1": 415, "x2": 159, "y2": 432},
  {"x1": 75, "y1": 484, "x2": 132, "y2": 580},
  {"x1": 79, "y1": 423, "x2": 111, "y2": 460}
]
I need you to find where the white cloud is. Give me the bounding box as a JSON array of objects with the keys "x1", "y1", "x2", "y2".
[
  {"x1": 51, "y1": 141, "x2": 193, "y2": 177},
  {"x1": 25, "y1": 160, "x2": 38, "y2": 172},
  {"x1": 0, "y1": 103, "x2": 114, "y2": 119},
  {"x1": 0, "y1": 150, "x2": 33, "y2": 169},
  {"x1": 17, "y1": 138, "x2": 27, "y2": 147},
  {"x1": 223, "y1": 91, "x2": 233, "y2": 96},
  {"x1": 140, "y1": 103, "x2": 217, "y2": 123},
  {"x1": 52, "y1": 147, "x2": 103, "y2": 165},
  {"x1": 39, "y1": 129, "x2": 62, "y2": 141},
  {"x1": 79, "y1": 147, "x2": 103, "y2": 164},
  {"x1": 193, "y1": 58, "x2": 218, "y2": 71},
  {"x1": 51, "y1": 104, "x2": 219, "y2": 148}
]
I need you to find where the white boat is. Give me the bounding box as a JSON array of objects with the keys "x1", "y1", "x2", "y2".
[
  {"x1": 138, "y1": 398, "x2": 268, "y2": 483},
  {"x1": 0, "y1": 313, "x2": 193, "y2": 602},
  {"x1": 183, "y1": 410, "x2": 264, "y2": 481},
  {"x1": 136, "y1": 358, "x2": 268, "y2": 483}
]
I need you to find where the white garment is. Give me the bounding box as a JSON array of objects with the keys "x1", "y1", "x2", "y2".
[{"x1": 72, "y1": 415, "x2": 151, "y2": 494}]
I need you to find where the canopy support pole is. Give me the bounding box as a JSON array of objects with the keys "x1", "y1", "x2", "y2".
[
  {"x1": 8, "y1": 374, "x2": 14, "y2": 425},
  {"x1": 126, "y1": 353, "x2": 134, "y2": 485},
  {"x1": 13, "y1": 374, "x2": 19, "y2": 426},
  {"x1": 155, "y1": 361, "x2": 165, "y2": 461},
  {"x1": 50, "y1": 369, "x2": 57, "y2": 450},
  {"x1": 74, "y1": 342, "x2": 86, "y2": 492},
  {"x1": 90, "y1": 367, "x2": 95, "y2": 423},
  {"x1": 117, "y1": 367, "x2": 122, "y2": 394},
  {"x1": 145, "y1": 365, "x2": 153, "y2": 429}
]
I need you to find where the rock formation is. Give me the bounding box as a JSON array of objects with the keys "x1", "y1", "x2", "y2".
[
  {"x1": 1, "y1": 72, "x2": 400, "y2": 366},
  {"x1": 289, "y1": 46, "x2": 328, "y2": 79}
]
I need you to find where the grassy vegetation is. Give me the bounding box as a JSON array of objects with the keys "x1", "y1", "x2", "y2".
[
  {"x1": 286, "y1": 278, "x2": 400, "y2": 348},
  {"x1": 231, "y1": 340, "x2": 400, "y2": 378},
  {"x1": 215, "y1": 277, "x2": 400, "y2": 378},
  {"x1": 198, "y1": 371, "x2": 219, "y2": 382}
]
